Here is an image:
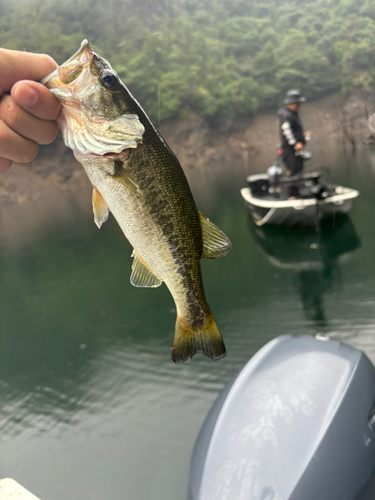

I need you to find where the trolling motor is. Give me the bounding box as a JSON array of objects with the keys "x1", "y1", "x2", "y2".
[
  {"x1": 267, "y1": 164, "x2": 283, "y2": 193},
  {"x1": 266, "y1": 147, "x2": 288, "y2": 195},
  {"x1": 189, "y1": 335, "x2": 375, "y2": 500}
]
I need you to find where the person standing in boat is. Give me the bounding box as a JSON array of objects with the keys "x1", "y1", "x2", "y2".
[{"x1": 278, "y1": 90, "x2": 309, "y2": 176}]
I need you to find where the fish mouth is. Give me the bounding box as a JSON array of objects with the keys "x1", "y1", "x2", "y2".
[
  {"x1": 41, "y1": 39, "x2": 94, "y2": 91},
  {"x1": 41, "y1": 40, "x2": 145, "y2": 156}
]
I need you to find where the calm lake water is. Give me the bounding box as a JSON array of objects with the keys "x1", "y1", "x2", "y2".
[{"x1": 1, "y1": 145, "x2": 375, "y2": 499}]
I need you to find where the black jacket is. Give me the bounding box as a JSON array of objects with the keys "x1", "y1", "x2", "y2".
[{"x1": 278, "y1": 107, "x2": 305, "y2": 151}]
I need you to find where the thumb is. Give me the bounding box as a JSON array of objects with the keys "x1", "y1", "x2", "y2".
[
  {"x1": 11, "y1": 80, "x2": 62, "y2": 120},
  {"x1": 0, "y1": 48, "x2": 57, "y2": 95}
]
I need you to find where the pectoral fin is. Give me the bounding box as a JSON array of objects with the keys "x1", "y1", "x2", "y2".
[
  {"x1": 111, "y1": 164, "x2": 141, "y2": 198},
  {"x1": 130, "y1": 251, "x2": 162, "y2": 288},
  {"x1": 92, "y1": 188, "x2": 109, "y2": 228},
  {"x1": 199, "y1": 212, "x2": 231, "y2": 259}
]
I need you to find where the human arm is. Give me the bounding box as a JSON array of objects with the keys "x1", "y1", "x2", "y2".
[
  {"x1": 280, "y1": 121, "x2": 304, "y2": 150},
  {"x1": 0, "y1": 48, "x2": 62, "y2": 172},
  {"x1": 280, "y1": 120, "x2": 297, "y2": 147}
]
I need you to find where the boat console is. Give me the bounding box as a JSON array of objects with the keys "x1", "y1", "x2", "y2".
[{"x1": 247, "y1": 171, "x2": 334, "y2": 201}]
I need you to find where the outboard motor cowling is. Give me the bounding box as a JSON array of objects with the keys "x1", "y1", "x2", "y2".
[{"x1": 189, "y1": 335, "x2": 375, "y2": 500}]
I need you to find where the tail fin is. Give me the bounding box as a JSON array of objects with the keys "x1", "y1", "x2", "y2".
[{"x1": 171, "y1": 311, "x2": 226, "y2": 364}]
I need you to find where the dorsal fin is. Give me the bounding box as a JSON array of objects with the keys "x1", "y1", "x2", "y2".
[
  {"x1": 130, "y1": 251, "x2": 162, "y2": 288},
  {"x1": 92, "y1": 187, "x2": 109, "y2": 228},
  {"x1": 199, "y1": 212, "x2": 231, "y2": 259}
]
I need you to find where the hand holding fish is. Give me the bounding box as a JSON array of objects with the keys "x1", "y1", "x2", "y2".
[{"x1": 0, "y1": 48, "x2": 62, "y2": 172}]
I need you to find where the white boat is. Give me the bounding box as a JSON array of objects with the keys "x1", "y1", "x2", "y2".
[{"x1": 241, "y1": 173, "x2": 359, "y2": 227}]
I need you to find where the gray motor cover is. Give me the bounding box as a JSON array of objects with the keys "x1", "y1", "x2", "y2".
[{"x1": 189, "y1": 335, "x2": 375, "y2": 500}]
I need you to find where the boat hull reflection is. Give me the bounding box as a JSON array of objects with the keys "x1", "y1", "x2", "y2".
[{"x1": 250, "y1": 215, "x2": 361, "y2": 325}]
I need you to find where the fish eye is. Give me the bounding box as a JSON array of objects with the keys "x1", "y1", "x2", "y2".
[{"x1": 100, "y1": 71, "x2": 118, "y2": 89}]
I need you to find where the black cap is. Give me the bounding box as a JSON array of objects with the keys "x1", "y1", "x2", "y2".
[{"x1": 284, "y1": 89, "x2": 306, "y2": 104}]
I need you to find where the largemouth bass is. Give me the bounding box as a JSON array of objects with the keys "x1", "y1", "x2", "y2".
[{"x1": 42, "y1": 40, "x2": 231, "y2": 363}]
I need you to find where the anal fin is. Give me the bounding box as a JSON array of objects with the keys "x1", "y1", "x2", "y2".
[
  {"x1": 130, "y1": 251, "x2": 162, "y2": 288},
  {"x1": 92, "y1": 187, "x2": 109, "y2": 228},
  {"x1": 199, "y1": 212, "x2": 231, "y2": 259}
]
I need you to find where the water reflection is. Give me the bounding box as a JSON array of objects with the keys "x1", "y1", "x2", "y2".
[
  {"x1": 0, "y1": 200, "x2": 240, "y2": 500},
  {"x1": 250, "y1": 216, "x2": 361, "y2": 327},
  {"x1": 0, "y1": 147, "x2": 374, "y2": 500}
]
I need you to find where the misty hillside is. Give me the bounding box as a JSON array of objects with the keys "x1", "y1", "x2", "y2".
[{"x1": 1, "y1": 0, "x2": 374, "y2": 122}]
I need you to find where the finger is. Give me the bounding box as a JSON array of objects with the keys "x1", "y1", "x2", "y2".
[
  {"x1": 0, "y1": 94, "x2": 58, "y2": 145},
  {"x1": 11, "y1": 81, "x2": 62, "y2": 121},
  {"x1": 0, "y1": 49, "x2": 57, "y2": 95},
  {"x1": 0, "y1": 121, "x2": 39, "y2": 164},
  {"x1": 0, "y1": 158, "x2": 12, "y2": 172}
]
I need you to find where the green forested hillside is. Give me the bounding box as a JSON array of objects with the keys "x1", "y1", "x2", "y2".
[{"x1": 1, "y1": 0, "x2": 374, "y2": 122}]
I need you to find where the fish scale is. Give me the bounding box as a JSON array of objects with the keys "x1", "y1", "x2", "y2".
[{"x1": 82, "y1": 150, "x2": 203, "y2": 312}]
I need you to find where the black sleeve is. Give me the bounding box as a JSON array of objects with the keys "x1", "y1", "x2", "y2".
[
  {"x1": 292, "y1": 115, "x2": 305, "y2": 144},
  {"x1": 280, "y1": 116, "x2": 298, "y2": 146}
]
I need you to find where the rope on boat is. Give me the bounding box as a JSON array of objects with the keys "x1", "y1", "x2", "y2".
[{"x1": 254, "y1": 207, "x2": 277, "y2": 226}]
